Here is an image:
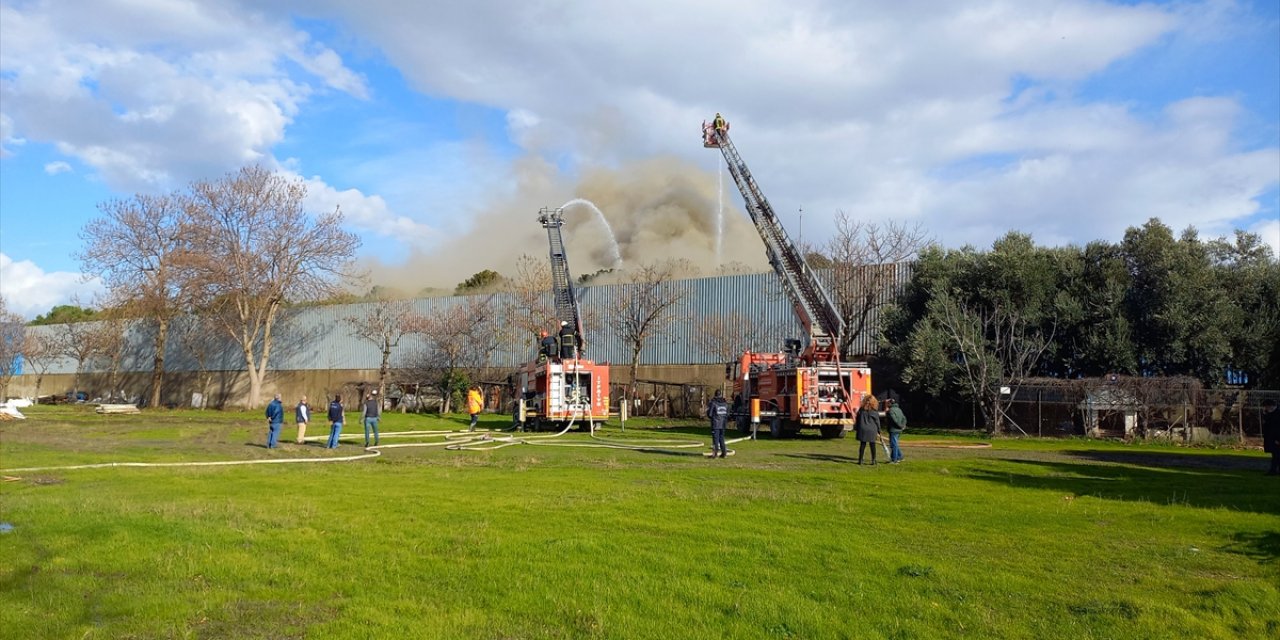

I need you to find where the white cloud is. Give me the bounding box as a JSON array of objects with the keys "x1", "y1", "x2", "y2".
[
  {"x1": 0, "y1": 253, "x2": 102, "y2": 320},
  {"x1": 293, "y1": 172, "x2": 437, "y2": 250},
  {"x1": 0, "y1": 0, "x2": 367, "y2": 191},
  {"x1": 301, "y1": 0, "x2": 1276, "y2": 250},
  {"x1": 2, "y1": 0, "x2": 1274, "y2": 280},
  {"x1": 0, "y1": 112, "x2": 23, "y2": 157},
  {"x1": 43, "y1": 160, "x2": 72, "y2": 175},
  {"x1": 1253, "y1": 217, "x2": 1280, "y2": 258}
]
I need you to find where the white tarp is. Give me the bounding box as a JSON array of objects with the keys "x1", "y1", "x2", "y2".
[{"x1": 0, "y1": 400, "x2": 27, "y2": 419}]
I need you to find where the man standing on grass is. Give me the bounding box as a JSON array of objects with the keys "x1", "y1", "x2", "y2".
[
  {"x1": 327, "y1": 394, "x2": 344, "y2": 449},
  {"x1": 1263, "y1": 399, "x2": 1279, "y2": 476},
  {"x1": 884, "y1": 398, "x2": 907, "y2": 464},
  {"x1": 362, "y1": 390, "x2": 381, "y2": 447},
  {"x1": 295, "y1": 395, "x2": 310, "y2": 445},
  {"x1": 707, "y1": 389, "x2": 729, "y2": 458},
  {"x1": 265, "y1": 394, "x2": 284, "y2": 449}
]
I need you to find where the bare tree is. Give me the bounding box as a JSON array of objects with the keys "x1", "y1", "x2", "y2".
[
  {"x1": 608, "y1": 260, "x2": 690, "y2": 401},
  {"x1": 927, "y1": 294, "x2": 1054, "y2": 434},
  {"x1": 403, "y1": 297, "x2": 500, "y2": 413},
  {"x1": 0, "y1": 295, "x2": 24, "y2": 398},
  {"x1": 77, "y1": 191, "x2": 192, "y2": 408},
  {"x1": 693, "y1": 311, "x2": 781, "y2": 365},
  {"x1": 173, "y1": 311, "x2": 225, "y2": 408},
  {"x1": 185, "y1": 166, "x2": 359, "y2": 408},
  {"x1": 51, "y1": 317, "x2": 104, "y2": 401},
  {"x1": 20, "y1": 331, "x2": 57, "y2": 401},
  {"x1": 502, "y1": 254, "x2": 556, "y2": 344},
  {"x1": 824, "y1": 212, "x2": 929, "y2": 358},
  {"x1": 344, "y1": 295, "x2": 415, "y2": 399},
  {"x1": 87, "y1": 313, "x2": 130, "y2": 402}
]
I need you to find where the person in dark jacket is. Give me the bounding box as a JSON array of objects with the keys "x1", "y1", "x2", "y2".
[
  {"x1": 538, "y1": 330, "x2": 556, "y2": 363},
  {"x1": 265, "y1": 394, "x2": 284, "y2": 449},
  {"x1": 558, "y1": 320, "x2": 580, "y2": 360},
  {"x1": 707, "y1": 389, "x2": 729, "y2": 458},
  {"x1": 884, "y1": 398, "x2": 907, "y2": 464},
  {"x1": 1263, "y1": 399, "x2": 1280, "y2": 476},
  {"x1": 361, "y1": 390, "x2": 381, "y2": 447},
  {"x1": 855, "y1": 395, "x2": 881, "y2": 465},
  {"x1": 326, "y1": 394, "x2": 344, "y2": 449}
]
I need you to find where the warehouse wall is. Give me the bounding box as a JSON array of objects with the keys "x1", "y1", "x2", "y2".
[{"x1": 8, "y1": 268, "x2": 907, "y2": 406}]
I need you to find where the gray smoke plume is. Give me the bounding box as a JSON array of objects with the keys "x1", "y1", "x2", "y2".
[{"x1": 363, "y1": 155, "x2": 768, "y2": 294}]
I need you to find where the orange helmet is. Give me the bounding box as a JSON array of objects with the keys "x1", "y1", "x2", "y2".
[{"x1": 539, "y1": 330, "x2": 548, "y2": 338}]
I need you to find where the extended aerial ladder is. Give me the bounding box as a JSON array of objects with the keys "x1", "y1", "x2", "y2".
[
  {"x1": 703, "y1": 116, "x2": 871, "y2": 437},
  {"x1": 540, "y1": 207, "x2": 585, "y2": 355},
  {"x1": 512, "y1": 207, "x2": 610, "y2": 430}
]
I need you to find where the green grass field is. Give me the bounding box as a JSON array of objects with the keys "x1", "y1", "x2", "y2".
[{"x1": 2, "y1": 405, "x2": 1277, "y2": 639}]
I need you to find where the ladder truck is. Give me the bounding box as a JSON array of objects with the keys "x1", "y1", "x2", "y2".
[
  {"x1": 702, "y1": 115, "x2": 872, "y2": 438},
  {"x1": 513, "y1": 207, "x2": 611, "y2": 430}
]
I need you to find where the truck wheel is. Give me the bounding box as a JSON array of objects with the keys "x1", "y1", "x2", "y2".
[
  {"x1": 769, "y1": 417, "x2": 784, "y2": 439},
  {"x1": 820, "y1": 425, "x2": 846, "y2": 439}
]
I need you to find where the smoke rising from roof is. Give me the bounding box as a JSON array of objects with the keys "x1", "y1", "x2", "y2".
[{"x1": 363, "y1": 155, "x2": 768, "y2": 294}]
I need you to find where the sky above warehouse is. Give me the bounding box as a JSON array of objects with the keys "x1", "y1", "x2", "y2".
[{"x1": 1, "y1": 0, "x2": 1277, "y2": 318}]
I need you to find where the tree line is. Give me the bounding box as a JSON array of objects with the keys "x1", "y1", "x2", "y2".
[
  {"x1": 2, "y1": 174, "x2": 1274, "y2": 423},
  {"x1": 879, "y1": 220, "x2": 1279, "y2": 432}
]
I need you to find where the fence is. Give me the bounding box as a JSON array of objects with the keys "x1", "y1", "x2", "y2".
[{"x1": 999, "y1": 378, "x2": 1280, "y2": 442}]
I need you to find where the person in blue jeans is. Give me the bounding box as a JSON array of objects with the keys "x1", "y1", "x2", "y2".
[
  {"x1": 884, "y1": 398, "x2": 907, "y2": 463},
  {"x1": 707, "y1": 389, "x2": 729, "y2": 458},
  {"x1": 265, "y1": 394, "x2": 284, "y2": 449},
  {"x1": 361, "y1": 390, "x2": 381, "y2": 447},
  {"x1": 326, "y1": 394, "x2": 344, "y2": 449}
]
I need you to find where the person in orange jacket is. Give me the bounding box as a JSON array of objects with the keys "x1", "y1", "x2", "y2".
[{"x1": 467, "y1": 385, "x2": 484, "y2": 432}]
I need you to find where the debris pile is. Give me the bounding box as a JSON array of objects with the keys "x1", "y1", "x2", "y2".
[{"x1": 95, "y1": 404, "x2": 141, "y2": 415}]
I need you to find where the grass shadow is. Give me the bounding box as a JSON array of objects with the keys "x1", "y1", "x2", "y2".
[
  {"x1": 1220, "y1": 530, "x2": 1280, "y2": 563},
  {"x1": 780, "y1": 453, "x2": 861, "y2": 464},
  {"x1": 960, "y1": 456, "x2": 1280, "y2": 516},
  {"x1": 1063, "y1": 449, "x2": 1266, "y2": 472}
]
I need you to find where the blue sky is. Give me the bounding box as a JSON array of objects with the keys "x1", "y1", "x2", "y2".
[{"x1": 1, "y1": 0, "x2": 1277, "y2": 319}]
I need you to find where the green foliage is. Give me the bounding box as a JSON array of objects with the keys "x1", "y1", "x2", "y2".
[
  {"x1": 1054, "y1": 241, "x2": 1136, "y2": 376},
  {"x1": 441, "y1": 370, "x2": 470, "y2": 412},
  {"x1": 886, "y1": 219, "x2": 1279, "y2": 391},
  {"x1": 1208, "y1": 230, "x2": 1280, "y2": 387},
  {"x1": 29, "y1": 304, "x2": 97, "y2": 325},
  {"x1": 455, "y1": 269, "x2": 504, "y2": 294},
  {"x1": 1122, "y1": 220, "x2": 1234, "y2": 382}
]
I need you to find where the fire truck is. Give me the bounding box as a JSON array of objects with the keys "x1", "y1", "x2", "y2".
[
  {"x1": 703, "y1": 116, "x2": 872, "y2": 438},
  {"x1": 512, "y1": 207, "x2": 610, "y2": 430}
]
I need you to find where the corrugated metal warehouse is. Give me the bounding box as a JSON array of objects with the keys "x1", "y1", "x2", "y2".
[{"x1": 8, "y1": 267, "x2": 910, "y2": 405}]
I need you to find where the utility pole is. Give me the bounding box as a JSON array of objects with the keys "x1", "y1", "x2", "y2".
[{"x1": 798, "y1": 205, "x2": 803, "y2": 248}]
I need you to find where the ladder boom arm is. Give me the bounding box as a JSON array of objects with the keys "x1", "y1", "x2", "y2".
[
  {"x1": 702, "y1": 119, "x2": 844, "y2": 358},
  {"x1": 538, "y1": 207, "x2": 585, "y2": 354}
]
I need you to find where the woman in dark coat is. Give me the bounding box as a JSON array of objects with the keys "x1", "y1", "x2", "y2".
[{"x1": 855, "y1": 395, "x2": 881, "y2": 465}]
